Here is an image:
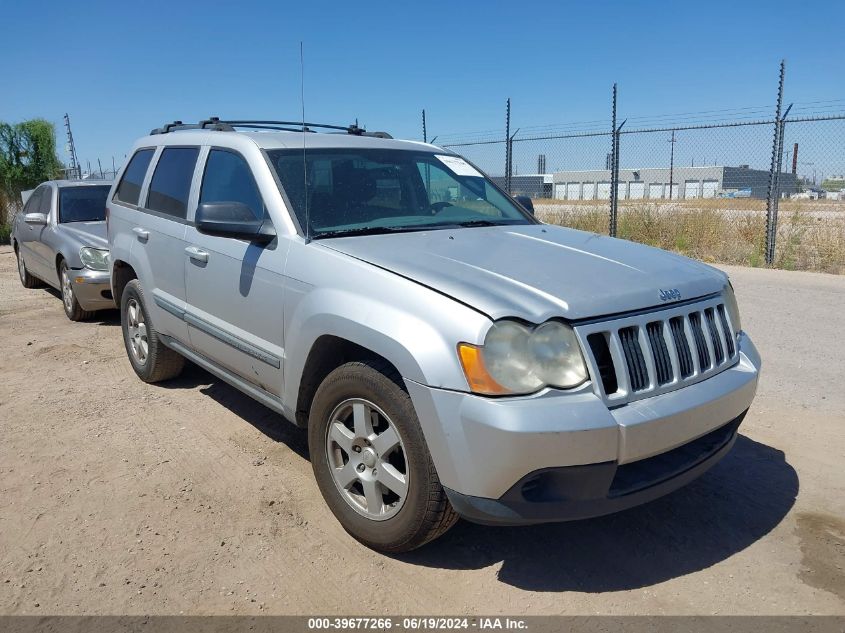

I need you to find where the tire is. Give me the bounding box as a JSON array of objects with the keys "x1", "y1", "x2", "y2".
[
  {"x1": 121, "y1": 279, "x2": 184, "y2": 382},
  {"x1": 60, "y1": 260, "x2": 94, "y2": 322},
  {"x1": 15, "y1": 246, "x2": 42, "y2": 289},
  {"x1": 308, "y1": 360, "x2": 458, "y2": 552}
]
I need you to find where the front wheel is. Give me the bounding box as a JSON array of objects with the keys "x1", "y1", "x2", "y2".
[
  {"x1": 308, "y1": 360, "x2": 458, "y2": 552},
  {"x1": 60, "y1": 261, "x2": 94, "y2": 321}
]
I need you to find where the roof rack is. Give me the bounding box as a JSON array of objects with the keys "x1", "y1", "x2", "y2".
[{"x1": 150, "y1": 117, "x2": 392, "y2": 138}]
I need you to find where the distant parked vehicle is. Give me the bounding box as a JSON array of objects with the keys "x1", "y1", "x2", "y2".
[{"x1": 12, "y1": 180, "x2": 115, "y2": 320}]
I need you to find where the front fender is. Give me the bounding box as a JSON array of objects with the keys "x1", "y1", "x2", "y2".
[{"x1": 281, "y1": 241, "x2": 492, "y2": 410}]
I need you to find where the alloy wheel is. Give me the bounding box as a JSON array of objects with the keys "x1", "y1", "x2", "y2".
[
  {"x1": 126, "y1": 298, "x2": 149, "y2": 365},
  {"x1": 325, "y1": 398, "x2": 409, "y2": 521},
  {"x1": 61, "y1": 268, "x2": 74, "y2": 313},
  {"x1": 17, "y1": 252, "x2": 26, "y2": 283}
]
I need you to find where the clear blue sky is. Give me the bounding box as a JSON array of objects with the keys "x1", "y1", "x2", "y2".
[{"x1": 2, "y1": 0, "x2": 843, "y2": 172}]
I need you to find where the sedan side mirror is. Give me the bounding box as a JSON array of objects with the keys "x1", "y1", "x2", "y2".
[
  {"x1": 24, "y1": 212, "x2": 48, "y2": 225},
  {"x1": 514, "y1": 195, "x2": 535, "y2": 216},
  {"x1": 195, "y1": 202, "x2": 276, "y2": 243}
]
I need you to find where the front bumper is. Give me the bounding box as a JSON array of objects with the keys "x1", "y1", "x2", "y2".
[
  {"x1": 70, "y1": 268, "x2": 115, "y2": 310},
  {"x1": 405, "y1": 332, "x2": 760, "y2": 525}
]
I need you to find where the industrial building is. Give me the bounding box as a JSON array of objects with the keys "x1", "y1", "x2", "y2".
[
  {"x1": 490, "y1": 174, "x2": 553, "y2": 198},
  {"x1": 549, "y1": 165, "x2": 798, "y2": 200}
]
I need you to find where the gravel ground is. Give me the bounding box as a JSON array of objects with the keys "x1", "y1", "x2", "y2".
[{"x1": 0, "y1": 245, "x2": 842, "y2": 615}]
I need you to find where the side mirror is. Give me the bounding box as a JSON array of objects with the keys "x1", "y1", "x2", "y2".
[
  {"x1": 515, "y1": 195, "x2": 535, "y2": 216},
  {"x1": 24, "y1": 212, "x2": 48, "y2": 225},
  {"x1": 195, "y1": 202, "x2": 276, "y2": 243}
]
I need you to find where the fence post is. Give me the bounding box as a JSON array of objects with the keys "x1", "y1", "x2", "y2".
[
  {"x1": 609, "y1": 83, "x2": 618, "y2": 237},
  {"x1": 772, "y1": 103, "x2": 792, "y2": 244},
  {"x1": 505, "y1": 98, "x2": 512, "y2": 193},
  {"x1": 765, "y1": 60, "x2": 786, "y2": 265},
  {"x1": 422, "y1": 109, "x2": 427, "y2": 143}
]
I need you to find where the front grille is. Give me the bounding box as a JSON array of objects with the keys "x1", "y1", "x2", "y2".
[{"x1": 580, "y1": 296, "x2": 739, "y2": 405}]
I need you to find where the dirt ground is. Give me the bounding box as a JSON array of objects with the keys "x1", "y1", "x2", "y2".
[{"x1": 0, "y1": 245, "x2": 843, "y2": 615}]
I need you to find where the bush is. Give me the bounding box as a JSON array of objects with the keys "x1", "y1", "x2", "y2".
[{"x1": 536, "y1": 200, "x2": 845, "y2": 275}]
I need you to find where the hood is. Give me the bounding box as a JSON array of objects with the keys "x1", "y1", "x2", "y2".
[
  {"x1": 59, "y1": 221, "x2": 108, "y2": 250},
  {"x1": 321, "y1": 224, "x2": 728, "y2": 322}
]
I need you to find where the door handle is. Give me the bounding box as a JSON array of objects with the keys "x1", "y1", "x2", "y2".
[
  {"x1": 133, "y1": 227, "x2": 150, "y2": 242},
  {"x1": 185, "y1": 246, "x2": 209, "y2": 263}
]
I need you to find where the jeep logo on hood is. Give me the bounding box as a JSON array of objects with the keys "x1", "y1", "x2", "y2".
[{"x1": 659, "y1": 288, "x2": 682, "y2": 302}]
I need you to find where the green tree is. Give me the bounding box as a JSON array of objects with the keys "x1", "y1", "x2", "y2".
[{"x1": 0, "y1": 119, "x2": 64, "y2": 233}]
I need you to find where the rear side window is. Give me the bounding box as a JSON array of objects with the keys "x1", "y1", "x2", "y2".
[
  {"x1": 200, "y1": 149, "x2": 264, "y2": 219},
  {"x1": 147, "y1": 147, "x2": 199, "y2": 218},
  {"x1": 115, "y1": 149, "x2": 154, "y2": 206}
]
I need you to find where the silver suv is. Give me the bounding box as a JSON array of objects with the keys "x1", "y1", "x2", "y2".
[{"x1": 107, "y1": 118, "x2": 760, "y2": 552}]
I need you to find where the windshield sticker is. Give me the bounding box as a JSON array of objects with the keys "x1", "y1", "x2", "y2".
[{"x1": 435, "y1": 155, "x2": 483, "y2": 178}]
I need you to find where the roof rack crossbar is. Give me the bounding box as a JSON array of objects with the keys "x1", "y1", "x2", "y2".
[
  {"x1": 150, "y1": 117, "x2": 391, "y2": 138},
  {"x1": 223, "y1": 120, "x2": 367, "y2": 135}
]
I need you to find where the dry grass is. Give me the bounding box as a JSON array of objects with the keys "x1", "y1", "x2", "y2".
[{"x1": 538, "y1": 201, "x2": 845, "y2": 275}]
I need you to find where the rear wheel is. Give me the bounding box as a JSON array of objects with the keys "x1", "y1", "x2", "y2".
[
  {"x1": 15, "y1": 246, "x2": 41, "y2": 289},
  {"x1": 60, "y1": 261, "x2": 94, "y2": 321},
  {"x1": 308, "y1": 360, "x2": 458, "y2": 552},
  {"x1": 121, "y1": 279, "x2": 184, "y2": 382}
]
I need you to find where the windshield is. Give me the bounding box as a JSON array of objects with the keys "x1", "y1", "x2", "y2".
[
  {"x1": 58, "y1": 185, "x2": 111, "y2": 223},
  {"x1": 266, "y1": 148, "x2": 534, "y2": 238}
]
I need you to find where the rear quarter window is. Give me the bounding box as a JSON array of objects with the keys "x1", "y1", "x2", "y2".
[{"x1": 115, "y1": 149, "x2": 155, "y2": 206}]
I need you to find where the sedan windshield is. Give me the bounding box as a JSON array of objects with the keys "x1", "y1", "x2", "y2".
[
  {"x1": 58, "y1": 185, "x2": 111, "y2": 223},
  {"x1": 266, "y1": 148, "x2": 534, "y2": 238}
]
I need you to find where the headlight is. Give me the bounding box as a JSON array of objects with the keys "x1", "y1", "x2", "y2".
[
  {"x1": 724, "y1": 283, "x2": 742, "y2": 333},
  {"x1": 458, "y1": 319, "x2": 588, "y2": 395},
  {"x1": 79, "y1": 247, "x2": 109, "y2": 271}
]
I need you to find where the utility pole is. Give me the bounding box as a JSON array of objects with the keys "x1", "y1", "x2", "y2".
[
  {"x1": 64, "y1": 113, "x2": 80, "y2": 179},
  {"x1": 668, "y1": 129, "x2": 676, "y2": 200}
]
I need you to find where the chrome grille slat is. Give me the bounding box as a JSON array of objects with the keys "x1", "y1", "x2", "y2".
[{"x1": 578, "y1": 296, "x2": 740, "y2": 407}]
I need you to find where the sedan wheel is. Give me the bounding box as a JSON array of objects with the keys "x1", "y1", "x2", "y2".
[
  {"x1": 15, "y1": 248, "x2": 41, "y2": 289},
  {"x1": 61, "y1": 268, "x2": 74, "y2": 313}
]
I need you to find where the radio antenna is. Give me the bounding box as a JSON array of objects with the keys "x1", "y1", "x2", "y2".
[{"x1": 300, "y1": 41, "x2": 310, "y2": 243}]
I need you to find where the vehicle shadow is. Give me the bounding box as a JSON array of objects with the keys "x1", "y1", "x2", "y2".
[
  {"x1": 160, "y1": 362, "x2": 309, "y2": 460},
  {"x1": 41, "y1": 287, "x2": 121, "y2": 325},
  {"x1": 153, "y1": 364, "x2": 797, "y2": 593},
  {"x1": 397, "y1": 434, "x2": 798, "y2": 592}
]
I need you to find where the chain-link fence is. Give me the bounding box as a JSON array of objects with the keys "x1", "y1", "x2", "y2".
[{"x1": 437, "y1": 68, "x2": 845, "y2": 274}]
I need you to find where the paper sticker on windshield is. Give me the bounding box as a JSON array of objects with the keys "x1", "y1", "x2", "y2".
[{"x1": 435, "y1": 155, "x2": 483, "y2": 178}]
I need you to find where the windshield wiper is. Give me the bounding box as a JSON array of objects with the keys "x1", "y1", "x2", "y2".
[
  {"x1": 313, "y1": 225, "x2": 429, "y2": 239},
  {"x1": 445, "y1": 219, "x2": 512, "y2": 228}
]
